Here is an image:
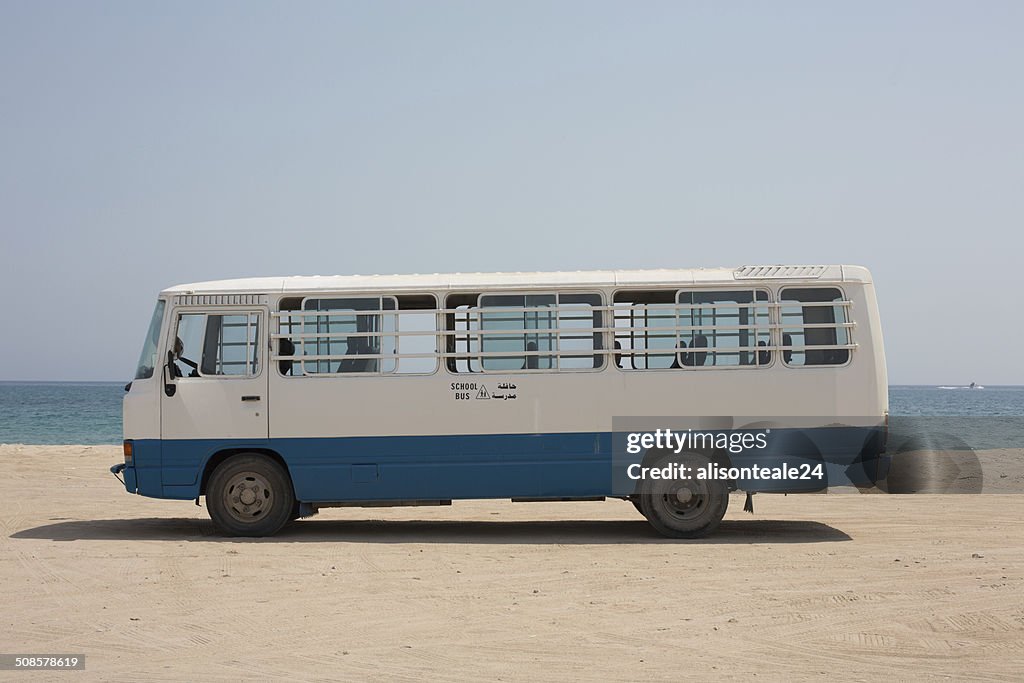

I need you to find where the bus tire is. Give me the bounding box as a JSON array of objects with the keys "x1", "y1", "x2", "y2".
[
  {"x1": 638, "y1": 453, "x2": 728, "y2": 538},
  {"x1": 206, "y1": 454, "x2": 295, "y2": 537}
]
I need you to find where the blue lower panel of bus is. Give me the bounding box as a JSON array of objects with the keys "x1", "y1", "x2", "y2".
[
  {"x1": 142, "y1": 432, "x2": 610, "y2": 501},
  {"x1": 124, "y1": 428, "x2": 884, "y2": 501}
]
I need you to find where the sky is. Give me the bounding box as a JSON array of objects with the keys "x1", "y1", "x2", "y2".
[{"x1": 1, "y1": 1, "x2": 1021, "y2": 384}]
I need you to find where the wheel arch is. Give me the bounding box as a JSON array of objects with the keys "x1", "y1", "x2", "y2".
[{"x1": 199, "y1": 447, "x2": 293, "y2": 497}]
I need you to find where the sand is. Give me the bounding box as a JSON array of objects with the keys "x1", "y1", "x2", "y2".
[{"x1": 1, "y1": 444, "x2": 1023, "y2": 681}]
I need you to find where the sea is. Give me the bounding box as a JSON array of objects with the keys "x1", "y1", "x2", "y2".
[{"x1": 0, "y1": 382, "x2": 1022, "y2": 446}]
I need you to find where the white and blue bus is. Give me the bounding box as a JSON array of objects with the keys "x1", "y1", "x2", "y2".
[{"x1": 114, "y1": 265, "x2": 889, "y2": 537}]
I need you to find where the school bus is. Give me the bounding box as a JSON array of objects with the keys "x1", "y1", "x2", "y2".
[{"x1": 113, "y1": 265, "x2": 888, "y2": 537}]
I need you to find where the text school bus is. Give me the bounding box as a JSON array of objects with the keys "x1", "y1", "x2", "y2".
[{"x1": 113, "y1": 265, "x2": 889, "y2": 538}]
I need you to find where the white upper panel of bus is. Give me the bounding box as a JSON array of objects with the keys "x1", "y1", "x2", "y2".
[{"x1": 161, "y1": 265, "x2": 872, "y2": 296}]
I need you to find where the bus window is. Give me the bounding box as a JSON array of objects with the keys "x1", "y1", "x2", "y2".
[
  {"x1": 172, "y1": 312, "x2": 261, "y2": 377},
  {"x1": 392, "y1": 305, "x2": 440, "y2": 375},
  {"x1": 556, "y1": 295, "x2": 604, "y2": 369},
  {"x1": 446, "y1": 293, "x2": 603, "y2": 372},
  {"x1": 133, "y1": 300, "x2": 166, "y2": 380},
  {"x1": 446, "y1": 296, "x2": 480, "y2": 374},
  {"x1": 391, "y1": 293, "x2": 439, "y2": 375},
  {"x1": 173, "y1": 313, "x2": 205, "y2": 377},
  {"x1": 779, "y1": 287, "x2": 851, "y2": 366},
  {"x1": 299, "y1": 297, "x2": 396, "y2": 375},
  {"x1": 613, "y1": 290, "x2": 677, "y2": 370},
  {"x1": 480, "y1": 294, "x2": 556, "y2": 371},
  {"x1": 676, "y1": 290, "x2": 770, "y2": 367},
  {"x1": 277, "y1": 295, "x2": 437, "y2": 376}
]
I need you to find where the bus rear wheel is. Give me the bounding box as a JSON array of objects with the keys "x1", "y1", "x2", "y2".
[
  {"x1": 638, "y1": 453, "x2": 728, "y2": 538},
  {"x1": 207, "y1": 454, "x2": 295, "y2": 537}
]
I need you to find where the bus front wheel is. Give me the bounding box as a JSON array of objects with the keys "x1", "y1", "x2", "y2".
[
  {"x1": 206, "y1": 454, "x2": 295, "y2": 537},
  {"x1": 638, "y1": 453, "x2": 729, "y2": 538}
]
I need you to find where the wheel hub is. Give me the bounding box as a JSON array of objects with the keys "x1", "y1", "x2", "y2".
[
  {"x1": 664, "y1": 481, "x2": 707, "y2": 518},
  {"x1": 224, "y1": 473, "x2": 272, "y2": 522}
]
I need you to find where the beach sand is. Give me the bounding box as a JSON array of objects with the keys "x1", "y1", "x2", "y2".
[{"x1": 1, "y1": 444, "x2": 1022, "y2": 681}]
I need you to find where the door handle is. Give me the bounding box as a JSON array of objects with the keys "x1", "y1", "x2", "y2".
[{"x1": 241, "y1": 395, "x2": 261, "y2": 402}]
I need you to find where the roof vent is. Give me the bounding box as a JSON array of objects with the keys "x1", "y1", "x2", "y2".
[
  {"x1": 174, "y1": 294, "x2": 268, "y2": 306},
  {"x1": 734, "y1": 265, "x2": 827, "y2": 279}
]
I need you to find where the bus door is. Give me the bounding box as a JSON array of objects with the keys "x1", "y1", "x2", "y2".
[{"x1": 160, "y1": 308, "x2": 269, "y2": 485}]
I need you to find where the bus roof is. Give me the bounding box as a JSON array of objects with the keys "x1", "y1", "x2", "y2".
[{"x1": 161, "y1": 265, "x2": 872, "y2": 295}]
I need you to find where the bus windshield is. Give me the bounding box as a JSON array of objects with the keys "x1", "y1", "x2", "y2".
[{"x1": 134, "y1": 300, "x2": 166, "y2": 379}]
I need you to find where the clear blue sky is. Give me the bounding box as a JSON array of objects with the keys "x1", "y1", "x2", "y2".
[{"x1": 1, "y1": 1, "x2": 1021, "y2": 384}]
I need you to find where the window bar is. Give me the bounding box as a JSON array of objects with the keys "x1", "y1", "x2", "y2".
[
  {"x1": 547, "y1": 300, "x2": 556, "y2": 370},
  {"x1": 640, "y1": 305, "x2": 648, "y2": 370},
  {"x1": 245, "y1": 314, "x2": 252, "y2": 375},
  {"x1": 393, "y1": 301, "x2": 400, "y2": 374}
]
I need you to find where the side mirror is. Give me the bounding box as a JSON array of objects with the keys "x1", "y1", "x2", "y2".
[{"x1": 164, "y1": 349, "x2": 177, "y2": 397}]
